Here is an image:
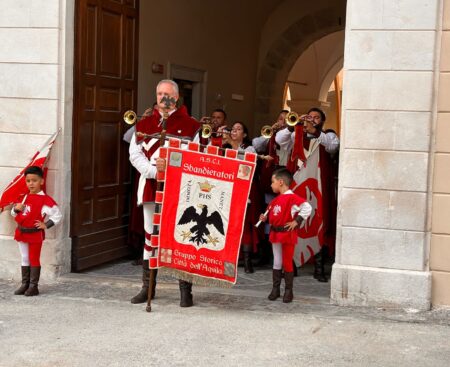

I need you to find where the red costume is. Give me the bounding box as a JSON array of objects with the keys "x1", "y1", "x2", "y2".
[
  {"x1": 129, "y1": 105, "x2": 200, "y2": 260},
  {"x1": 134, "y1": 105, "x2": 200, "y2": 203},
  {"x1": 267, "y1": 190, "x2": 311, "y2": 272},
  {"x1": 12, "y1": 192, "x2": 61, "y2": 266}
]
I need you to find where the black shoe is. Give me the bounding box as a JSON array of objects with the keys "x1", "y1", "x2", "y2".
[
  {"x1": 283, "y1": 272, "x2": 294, "y2": 303},
  {"x1": 14, "y1": 266, "x2": 30, "y2": 295},
  {"x1": 24, "y1": 266, "x2": 40, "y2": 297},
  {"x1": 243, "y1": 245, "x2": 254, "y2": 273},
  {"x1": 179, "y1": 280, "x2": 193, "y2": 307},
  {"x1": 313, "y1": 248, "x2": 328, "y2": 283},
  {"x1": 130, "y1": 287, "x2": 149, "y2": 304},
  {"x1": 268, "y1": 269, "x2": 282, "y2": 301}
]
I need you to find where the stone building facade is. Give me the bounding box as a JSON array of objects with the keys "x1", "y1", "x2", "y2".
[{"x1": 0, "y1": 0, "x2": 448, "y2": 308}]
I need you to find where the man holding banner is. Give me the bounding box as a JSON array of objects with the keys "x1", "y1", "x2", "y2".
[
  {"x1": 128, "y1": 80, "x2": 200, "y2": 307},
  {"x1": 278, "y1": 107, "x2": 339, "y2": 282}
]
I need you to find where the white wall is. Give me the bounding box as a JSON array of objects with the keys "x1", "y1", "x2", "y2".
[
  {"x1": 137, "y1": 0, "x2": 279, "y2": 132},
  {"x1": 331, "y1": 0, "x2": 439, "y2": 310},
  {"x1": 0, "y1": 0, "x2": 74, "y2": 280}
]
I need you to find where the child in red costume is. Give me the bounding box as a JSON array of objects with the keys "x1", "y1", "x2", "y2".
[
  {"x1": 259, "y1": 168, "x2": 312, "y2": 303},
  {"x1": 11, "y1": 166, "x2": 62, "y2": 296}
]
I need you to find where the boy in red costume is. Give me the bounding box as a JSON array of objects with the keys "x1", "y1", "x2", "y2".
[
  {"x1": 259, "y1": 168, "x2": 311, "y2": 303},
  {"x1": 11, "y1": 166, "x2": 62, "y2": 296}
]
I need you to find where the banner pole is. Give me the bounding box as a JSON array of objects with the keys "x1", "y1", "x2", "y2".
[{"x1": 146, "y1": 97, "x2": 173, "y2": 313}]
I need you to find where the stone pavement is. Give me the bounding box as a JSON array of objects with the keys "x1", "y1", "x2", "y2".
[{"x1": 1, "y1": 261, "x2": 449, "y2": 367}]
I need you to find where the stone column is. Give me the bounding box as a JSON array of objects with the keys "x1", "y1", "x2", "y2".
[
  {"x1": 430, "y1": 0, "x2": 450, "y2": 306},
  {"x1": 331, "y1": 0, "x2": 440, "y2": 310},
  {"x1": 0, "y1": 0, "x2": 74, "y2": 280}
]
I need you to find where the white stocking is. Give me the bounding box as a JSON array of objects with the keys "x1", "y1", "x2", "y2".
[
  {"x1": 18, "y1": 242, "x2": 30, "y2": 266},
  {"x1": 272, "y1": 242, "x2": 283, "y2": 270},
  {"x1": 143, "y1": 202, "x2": 155, "y2": 260}
]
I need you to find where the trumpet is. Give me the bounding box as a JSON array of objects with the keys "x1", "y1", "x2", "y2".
[
  {"x1": 123, "y1": 109, "x2": 153, "y2": 125},
  {"x1": 201, "y1": 124, "x2": 213, "y2": 139},
  {"x1": 285, "y1": 111, "x2": 301, "y2": 127},
  {"x1": 260, "y1": 125, "x2": 273, "y2": 139},
  {"x1": 201, "y1": 124, "x2": 231, "y2": 139},
  {"x1": 123, "y1": 110, "x2": 138, "y2": 125}
]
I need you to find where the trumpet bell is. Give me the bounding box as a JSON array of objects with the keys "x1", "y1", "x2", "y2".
[
  {"x1": 123, "y1": 110, "x2": 137, "y2": 125},
  {"x1": 286, "y1": 111, "x2": 299, "y2": 126},
  {"x1": 201, "y1": 124, "x2": 212, "y2": 139},
  {"x1": 261, "y1": 125, "x2": 273, "y2": 139}
]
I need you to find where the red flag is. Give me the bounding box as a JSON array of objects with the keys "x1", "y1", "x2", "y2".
[
  {"x1": 0, "y1": 129, "x2": 60, "y2": 212},
  {"x1": 153, "y1": 140, "x2": 256, "y2": 286},
  {"x1": 287, "y1": 124, "x2": 307, "y2": 173},
  {"x1": 292, "y1": 141, "x2": 324, "y2": 266}
]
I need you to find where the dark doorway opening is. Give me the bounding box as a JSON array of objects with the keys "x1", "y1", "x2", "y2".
[{"x1": 174, "y1": 78, "x2": 194, "y2": 116}]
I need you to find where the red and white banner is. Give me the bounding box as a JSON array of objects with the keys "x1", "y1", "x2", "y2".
[
  {"x1": 152, "y1": 140, "x2": 256, "y2": 286},
  {"x1": 0, "y1": 130, "x2": 60, "y2": 212},
  {"x1": 292, "y1": 144, "x2": 324, "y2": 266}
]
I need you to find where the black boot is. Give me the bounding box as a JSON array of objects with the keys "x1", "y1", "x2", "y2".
[
  {"x1": 243, "y1": 245, "x2": 254, "y2": 274},
  {"x1": 293, "y1": 260, "x2": 298, "y2": 277},
  {"x1": 255, "y1": 238, "x2": 273, "y2": 266},
  {"x1": 150, "y1": 269, "x2": 157, "y2": 299},
  {"x1": 313, "y1": 247, "x2": 328, "y2": 283},
  {"x1": 24, "y1": 266, "x2": 41, "y2": 297},
  {"x1": 283, "y1": 271, "x2": 294, "y2": 303},
  {"x1": 179, "y1": 280, "x2": 193, "y2": 307},
  {"x1": 14, "y1": 266, "x2": 30, "y2": 295},
  {"x1": 131, "y1": 260, "x2": 157, "y2": 304},
  {"x1": 268, "y1": 269, "x2": 282, "y2": 301}
]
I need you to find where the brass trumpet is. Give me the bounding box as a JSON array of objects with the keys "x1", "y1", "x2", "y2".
[
  {"x1": 123, "y1": 109, "x2": 153, "y2": 125},
  {"x1": 285, "y1": 111, "x2": 301, "y2": 127},
  {"x1": 201, "y1": 124, "x2": 213, "y2": 139},
  {"x1": 123, "y1": 110, "x2": 137, "y2": 125},
  {"x1": 201, "y1": 124, "x2": 231, "y2": 139},
  {"x1": 260, "y1": 125, "x2": 273, "y2": 139}
]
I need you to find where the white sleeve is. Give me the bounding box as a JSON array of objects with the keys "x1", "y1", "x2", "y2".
[
  {"x1": 275, "y1": 128, "x2": 294, "y2": 151},
  {"x1": 42, "y1": 204, "x2": 62, "y2": 225},
  {"x1": 291, "y1": 202, "x2": 312, "y2": 220},
  {"x1": 129, "y1": 134, "x2": 157, "y2": 179},
  {"x1": 252, "y1": 136, "x2": 269, "y2": 154},
  {"x1": 193, "y1": 132, "x2": 200, "y2": 143},
  {"x1": 244, "y1": 145, "x2": 256, "y2": 154},
  {"x1": 317, "y1": 131, "x2": 340, "y2": 154},
  {"x1": 123, "y1": 126, "x2": 135, "y2": 143}
]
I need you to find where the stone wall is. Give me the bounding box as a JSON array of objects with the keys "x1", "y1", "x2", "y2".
[
  {"x1": 430, "y1": 0, "x2": 450, "y2": 306},
  {"x1": 331, "y1": 0, "x2": 439, "y2": 310},
  {"x1": 0, "y1": 0, "x2": 74, "y2": 280}
]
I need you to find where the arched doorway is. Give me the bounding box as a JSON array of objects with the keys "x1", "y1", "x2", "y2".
[
  {"x1": 254, "y1": 0, "x2": 346, "y2": 125},
  {"x1": 253, "y1": 1, "x2": 346, "y2": 291},
  {"x1": 284, "y1": 30, "x2": 344, "y2": 134}
]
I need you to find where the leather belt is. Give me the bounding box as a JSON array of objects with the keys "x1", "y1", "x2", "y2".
[
  {"x1": 271, "y1": 225, "x2": 290, "y2": 232},
  {"x1": 18, "y1": 226, "x2": 42, "y2": 234}
]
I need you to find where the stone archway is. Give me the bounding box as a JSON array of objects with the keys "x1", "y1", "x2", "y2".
[{"x1": 255, "y1": 0, "x2": 346, "y2": 123}]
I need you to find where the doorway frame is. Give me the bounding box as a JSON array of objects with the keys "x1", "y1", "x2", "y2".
[{"x1": 167, "y1": 63, "x2": 207, "y2": 119}]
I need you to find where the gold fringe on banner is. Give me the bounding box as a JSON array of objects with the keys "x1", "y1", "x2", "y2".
[{"x1": 159, "y1": 268, "x2": 234, "y2": 288}]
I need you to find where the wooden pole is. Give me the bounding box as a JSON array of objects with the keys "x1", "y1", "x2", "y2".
[{"x1": 146, "y1": 96, "x2": 173, "y2": 313}]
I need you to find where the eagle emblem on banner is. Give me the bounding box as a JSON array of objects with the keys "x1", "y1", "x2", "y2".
[
  {"x1": 178, "y1": 204, "x2": 224, "y2": 246},
  {"x1": 175, "y1": 176, "x2": 231, "y2": 251}
]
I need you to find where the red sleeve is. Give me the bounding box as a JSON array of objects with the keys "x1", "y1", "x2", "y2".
[
  {"x1": 43, "y1": 194, "x2": 58, "y2": 208},
  {"x1": 293, "y1": 193, "x2": 306, "y2": 205}
]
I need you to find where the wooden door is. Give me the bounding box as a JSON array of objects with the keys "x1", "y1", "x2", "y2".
[{"x1": 71, "y1": 0, "x2": 139, "y2": 271}]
